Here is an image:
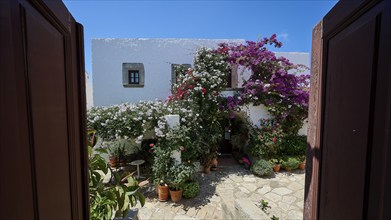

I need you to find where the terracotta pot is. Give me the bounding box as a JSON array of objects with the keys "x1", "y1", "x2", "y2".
[
  {"x1": 119, "y1": 158, "x2": 127, "y2": 166},
  {"x1": 108, "y1": 156, "x2": 118, "y2": 167},
  {"x1": 298, "y1": 162, "x2": 306, "y2": 170},
  {"x1": 273, "y1": 164, "x2": 281, "y2": 172},
  {"x1": 285, "y1": 167, "x2": 292, "y2": 172},
  {"x1": 169, "y1": 189, "x2": 183, "y2": 202},
  {"x1": 211, "y1": 158, "x2": 218, "y2": 166},
  {"x1": 155, "y1": 184, "x2": 159, "y2": 196},
  {"x1": 158, "y1": 184, "x2": 169, "y2": 202},
  {"x1": 203, "y1": 165, "x2": 211, "y2": 174}
]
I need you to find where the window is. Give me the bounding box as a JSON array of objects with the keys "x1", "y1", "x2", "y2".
[
  {"x1": 122, "y1": 63, "x2": 144, "y2": 87},
  {"x1": 128, "y1": 70, "x2": 140, "y2": 84},
  {"x1": 226, "y1": 65, "x2": 238, "y2": 89},
  {"x1": 171, "y1": 64, "x2": 191, "y2": 88}
]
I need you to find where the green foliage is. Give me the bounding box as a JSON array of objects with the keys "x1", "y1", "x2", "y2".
[
  {"x1": 260, "y1": 199, "x2": 271, "y2": 212},
  {"x1": 107, "y1": 142, "x2": 127, "y2": 157},
  {"x1": 151, "y1": 145, "x2": 173, "y2": 184},
  {"x1": 182, "y1": 181, "x2": 200, "y2": 199},
  {"x1": 229, "y1": 111, "x2": 250, "y2": 149},
  {"x1": 281, "y1": 157, "x2": 300, "y2": 170},
  {"x1": 278, "y1": 134, "x2": 307, "y2": 157},
  {"x1": 88, "y1": 141, "x2": 145, "y2": 220},
  {"x1": 168, "y1": 163, "x2": 196, "y2": 191},
  {"x1": 247, "y1": 118, "x2": 307, "y2": 162},
  {"x1": 248, "y1": 119, "x2": 284, "y2": 159},
  {"x1": 251, "y1": 159, "x2": 273, "y2": 177}
]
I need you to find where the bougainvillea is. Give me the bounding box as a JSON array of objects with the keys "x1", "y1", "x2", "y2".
[{"x1": 217, "y1": 34, "x2": 310, "y2": 134}]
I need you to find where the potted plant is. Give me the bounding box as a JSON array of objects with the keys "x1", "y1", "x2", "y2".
[
  {"x1": 281, "y1": 157, "x2": 299, "y2": 171},
  {"x1": 297, "y1": 155, "x2": 306, "y2": 170},
  {"x1": 269, "y1": 158, "x2": 282, "y2": 172},
  {"x1": 168, "y1": 163, "x2": 195, "y2": 202},
  {"x1": 117, "y1": 144, "x2": 127, "y2": 166},
  {"x1": 108, "y1": 145, "x2": 120, "y2": 167},
  {"x1": 201, "y1": 154, "x2": 213, "y2": 174},
  {"x1": 158, "y1": 179, "x2": 169, "y2": 202}
]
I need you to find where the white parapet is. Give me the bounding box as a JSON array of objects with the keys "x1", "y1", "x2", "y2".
[{"x1": 164, "y1": 114, "x2": 180, "y2": 128}]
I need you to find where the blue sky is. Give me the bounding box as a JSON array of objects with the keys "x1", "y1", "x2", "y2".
[{"x1": 64, "y1": 1, "x2": 337, "y2": 75}]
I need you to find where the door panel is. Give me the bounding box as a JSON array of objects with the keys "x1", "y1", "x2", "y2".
[
  {"x1": 319, "y1": 15, "x2": 376, "y2": 220},
  {"x1": 0, "y1": 0, "x2": 88, "y2": 219},
  {"x1": 25, "y1": 5, "x2": 72, "y2": 219},
  {"x1": 305, "y1": 0, "x2": 391, "y2": 219}
]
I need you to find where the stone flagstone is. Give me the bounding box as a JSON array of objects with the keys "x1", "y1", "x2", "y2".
[{"x1": 139, "y1": 165, "x2": 305, "y2": 220}]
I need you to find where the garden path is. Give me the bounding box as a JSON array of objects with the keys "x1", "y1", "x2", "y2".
[{"x1": 138, "y1": 157, "x2": 305, "y2": 220}]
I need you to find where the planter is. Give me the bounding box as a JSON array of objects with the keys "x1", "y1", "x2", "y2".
[
  {"x1": 108, "y1": 156, "x2": 118, "y2": 167},
  {"x1": 273, "y1": 164, "x2": 281, "y2": 172},
  {"x1": 211, "y1": 158, "x2": 218, "y2": 167},
  {"x1": 119, "y1": 158, "x2": 127, "y2": 167},
  {"x1": 203, "y1": 165, "x2": 211, "y2": 174},
  {"x1": 158, "y1": 184, "x2": 169, "y2": 202},
  {"x1": 169, "y1": 189, "x2": 183, "y2": 202},
  {"x1": 285, "y1": 167, "x2": 292, "y2": 172},
  {"x1": 298, "y1": 162, "x2": 306, "y2": 170},
  {"x1": 155, "y1": 184, "x2": 159, "y2": 196}
]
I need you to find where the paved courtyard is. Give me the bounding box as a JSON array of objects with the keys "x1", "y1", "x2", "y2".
[{"x1": 138, "y1": 158, "x2": 305, "y2": 220}]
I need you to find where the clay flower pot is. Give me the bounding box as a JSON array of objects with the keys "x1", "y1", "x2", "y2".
[
  {"x1": 211, "y1": 158, "x2": 218, "y2": 167},
  {"x1": 203, "y1": 164, "x2": 211, "y2": 174},
  {"x1": 298, "y1": 161, "x2": 306, "y2": 170},
  {"x1": 108, "y1": 156, "x2": 118, "y2": 167},
  {"x1": 155, "y1": 184, "x2": 159, "y2": 196},
  {"x1": 169, "y1": 189, "x2": 183, "y2": 203},
  {"x1": 273, "y1": 164, "x2": 281, "y2": 172},
  {"x1": 158, "y1": 184, "x2": 169, "y2": 202}
]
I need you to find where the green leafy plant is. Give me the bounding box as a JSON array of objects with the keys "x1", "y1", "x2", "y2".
[
  {"x1": 281, "y1": 157, "x2": 300, "y2": 170},
  {"x1": 168, "y1": 163, "x2": 195, "y2": 191},
  {"x1": 151, "y1": 145, "x2": 173, "y2": 185},
  {"x1": 251, "y1": 159, "x2": 273, "y2": 177},
  {"x1": 269, "y1": 158, "x2": 281, "y2": 165},
  {"x1": 260, "y1": 199, "x2": 271, "y2": 212},
  {"x1": 88, "y1": 131, "x2": 145, "y2": 220},
  {"x1": 278, "y1": 134, "x2": 307, "y2": 157},
  {"x1": 182, "y1": 181, "x2": 200, "y2": 199},
  {"x1": 229, "y1": 111, "x2": 250, "y2": 150},
  {"x1": 271, "y1": 215, "x2": 279, "y2": 220}
]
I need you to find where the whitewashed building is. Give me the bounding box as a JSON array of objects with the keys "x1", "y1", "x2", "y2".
[{"x1": 91, "y1": 38, "x2": 310, "y2": 133}]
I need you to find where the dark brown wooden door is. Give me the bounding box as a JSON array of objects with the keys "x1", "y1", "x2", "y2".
[
  {"x1": 305, "y1": 0, "x2": 391, "y2": 219},
  {"x1": 0, "y1": 0, "x2": 89, "y2": 219}
]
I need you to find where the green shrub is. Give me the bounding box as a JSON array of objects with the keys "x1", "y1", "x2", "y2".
[
  {"x1": 279, "y1": 134, "x2": 307, "y2": 157},
  {"x1": 281, "y1": 157, "x2": 300, "y2": 170},
  {"x1": 251, "y1": 159, "x2": 273, "y2": 177},
  {"x1": 183, "y1": 181, "x2": 200, "y2": 199}
]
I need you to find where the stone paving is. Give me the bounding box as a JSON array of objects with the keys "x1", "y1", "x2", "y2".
[{"x1": 138, "y1": 160, "x2": 305, "y2": 220}]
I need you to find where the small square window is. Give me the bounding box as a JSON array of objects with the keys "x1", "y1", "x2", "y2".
[
  {"x1": 123, "y1": 63, "x2": 144, "y2": 88},
  {"x1": 128, "y1": 70, "x2": 140, "y2": 84}
]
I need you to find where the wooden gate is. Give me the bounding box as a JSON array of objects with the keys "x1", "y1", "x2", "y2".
[
  {"x1": 305, "y1": 0, "x2": 391, "y2": 219},
  {"x1": 0, "y1": 0, "x2": 88, "y2": 219}
]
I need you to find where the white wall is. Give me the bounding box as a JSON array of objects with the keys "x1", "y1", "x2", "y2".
[
  {"x1": 237, "y1": 52, "x2": 310, "y2": 85},
  {"x1": 85, "y1": 72, "x2": 94, "y2": 109},
  {"x1": 92, "y1": 38, "x2": 244, "y2": 106}
]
